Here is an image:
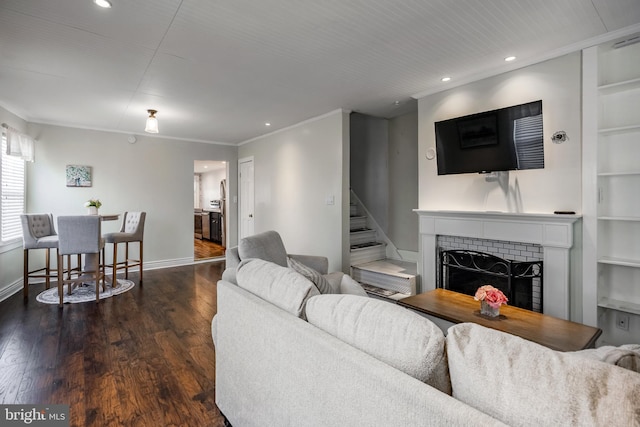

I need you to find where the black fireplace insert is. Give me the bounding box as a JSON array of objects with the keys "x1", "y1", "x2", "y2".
[{"x1": 439, "y1": 249, "x2": 543, "y2": 312}]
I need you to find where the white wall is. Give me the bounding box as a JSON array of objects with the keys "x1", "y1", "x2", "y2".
[
  {"x1": 418, "y1": 53, "x2": 582, "y2": 214},
  {"x1": 238, "y1": 110, "x2": 349, "y2": 272},
  {"x1": 0, "y1": 117, "x2": 238, "y2": 300},
  {"x1": 199, "y1": 168, "x2": 226, "y2": 208}
]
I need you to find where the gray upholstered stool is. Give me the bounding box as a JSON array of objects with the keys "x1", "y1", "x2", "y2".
[
  {"x1": 56, "y1": 215, "x2": 105, "y2": 307},
  {"x1": 103, "y1": 212, "x2": 146, "y2": 284},
  {"x1": 20, "y1": 213, "x2": 59, "y2": 299}
]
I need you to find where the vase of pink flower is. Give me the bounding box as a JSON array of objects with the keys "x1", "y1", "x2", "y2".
[{"x1": 474, "y1": 285, "x2": 508, "y2": 318}]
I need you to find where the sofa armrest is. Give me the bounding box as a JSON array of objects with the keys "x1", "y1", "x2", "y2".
[
  {"x1": 222, "y1": 247, "x2": 240, "y2": 284},
  {"x1": 288, "y1": 254, "x2": 328, "y2": 275}
]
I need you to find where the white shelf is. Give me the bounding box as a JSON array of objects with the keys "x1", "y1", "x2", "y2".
[
  {"x1": 598, "y1": 77, "x2": 640, "y2": 95},
  {"x1": 598, "y1": 171, "x2": 640, "y2": 177},
  {"x1": 598, "y1": 256, "x2": 640, "y2": 268},
  {"x1": 599, "y1": 124, "x2": 640, "y2": 135},
  {"x1": 597, "y1": 216, "x2": 640, "y2": 222},
  {"x1": 598, "y1": 297, "x2": 640, "y2": 316}
]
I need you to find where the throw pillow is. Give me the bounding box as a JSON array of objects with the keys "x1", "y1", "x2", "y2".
[
  {"x1": 306, "y1": 294, "x2": 451, "y2": 394},
  {"x1": 236, "y1": 258, "x2": 320, "y2": 319},
  {"x1": 571, "y1": 344, "x2": 640, "y2": 373},
  {"x1": 287, "y1": 257, "x2": 335, "y2": 294},
  {"x1": 339, "y1": 274, "x2": 368, "y2": 297},
  {"x1": 323, "y1": 271, "x2": 344, "y2": 294},
  {"x1": 446, "y1": 323, "x2": 640, "y2": 426}
]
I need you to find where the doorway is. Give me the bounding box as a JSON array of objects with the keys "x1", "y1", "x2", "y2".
[
  {"x1": 238, "y1": 156, "x2": 254, "y2": 239},
  {"x1": 194, "y1": 160, "x2": 228, "y2": 261}
]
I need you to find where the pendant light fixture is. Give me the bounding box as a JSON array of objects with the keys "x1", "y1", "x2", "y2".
[{"x1": 145, "y1": 109, "x2": 159, "y2": 133}]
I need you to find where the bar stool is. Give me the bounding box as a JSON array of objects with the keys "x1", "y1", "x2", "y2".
[
  {"x1": 20, "y1": 213, "x2": 59, "y2": 299},
  {"x1": 56, "y1": 215, "x2": 105, "y2": 307},
  {"x1": 103, "y1": 212, "x2": 146, "y2": 284}
]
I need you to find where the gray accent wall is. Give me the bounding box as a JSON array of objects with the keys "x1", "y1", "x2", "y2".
[
  {"x1": 388, "y1": 112, "x2": 418, "y2": 252},
  {"x1": 350, "y1": 113, "x2": 389, "y2": 232},
  {"x1": 350, "y1": 111, "x2": 419, "y2": 253}
]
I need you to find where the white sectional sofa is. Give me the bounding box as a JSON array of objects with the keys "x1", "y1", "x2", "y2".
[{"x1": 213, "y1": 257, "x2": 640, "y2": 427}]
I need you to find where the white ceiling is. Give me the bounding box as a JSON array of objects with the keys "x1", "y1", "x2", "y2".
[
  {"x1": 194, "y1": 160, "x2": 226, "y2": 174},
  {"x1": 1, "y1": 0, "x2": 639, "y2": 144}
]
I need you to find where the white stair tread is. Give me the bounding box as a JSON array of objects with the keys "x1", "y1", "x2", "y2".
[
  {"x1": 350, "y1": 228, "x2": 374, "y2": 234},
  {"x1": 350, "y1": 242, "x2": 384, "y2": 250},
  {"x1": 352, "y1": 259, "x2": 416, "y2": 279}
]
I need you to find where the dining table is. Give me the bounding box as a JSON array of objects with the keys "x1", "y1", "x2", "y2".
[{"x1": 79, "y1": 213, "x2": 120, "y2": 285}]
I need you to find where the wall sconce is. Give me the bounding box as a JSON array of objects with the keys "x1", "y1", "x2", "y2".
[
  {"x1": 145, "y1": 109, "x2": 159, "y2": 134},
  {"x1": 551, "y1": 131, "x2": 568, "y2": 144}
]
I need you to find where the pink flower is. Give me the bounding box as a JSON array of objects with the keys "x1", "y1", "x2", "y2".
[{"x1": 474, "y1": 285, "x2": 508, "y2": 308}]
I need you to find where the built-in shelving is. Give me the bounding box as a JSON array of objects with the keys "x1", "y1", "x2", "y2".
[
  {"x1": 598, "y1": 297, "x2": 640, "y2": 316},
  {"x1": 597, "y1": 216, "x2": 640, "y2": 221},
  {"x1": 597, "y1": 171, "x2": 640, "y2": 177},
  {"x1": 583, "y1": 36, "x2": 640, "y2": 343},
  {"x1": 597, "y1": 76, "x2": 640, "y2": 94},
  {"x1": 598, "y1": 257, "x2": 640, "y2": 268},
  {"x1": 599, "y1": 124, "x2": 640, "y2": 135}
]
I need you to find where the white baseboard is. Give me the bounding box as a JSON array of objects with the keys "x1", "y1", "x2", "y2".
[{"x1": 0, "y1": 280, "x2": 22, "y2": 303}]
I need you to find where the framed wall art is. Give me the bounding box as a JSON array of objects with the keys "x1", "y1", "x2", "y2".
[{"x1": 66, "y1": 165, "x2": 92, "y2": 187}]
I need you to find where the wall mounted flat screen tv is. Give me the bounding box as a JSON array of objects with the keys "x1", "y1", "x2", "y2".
[{"x1": 435, "y1": 100, "x2": 544, "y2": 175}]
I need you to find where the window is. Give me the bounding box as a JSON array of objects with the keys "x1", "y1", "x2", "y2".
[{"x1": 1, "y1": 133, "x2": 26, "y2": 244}]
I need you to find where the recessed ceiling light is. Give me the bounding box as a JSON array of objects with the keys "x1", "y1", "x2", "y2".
[
  {"x1": 441, "y1": 77, "x2": 451, "y2": 82},
  {"x1": 265, "y1": 122, "x2": 271, "y2": 127},
  {"x1": 94, "y1": 0, "x2": 112, "y2": 8},
  {"x1": 504, "y1": 56, "x2": 516, "y2": 62}
]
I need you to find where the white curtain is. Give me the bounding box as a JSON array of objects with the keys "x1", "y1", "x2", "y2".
[{"x1": 4, "y1": 126, "x2": 35, "y2": 162}]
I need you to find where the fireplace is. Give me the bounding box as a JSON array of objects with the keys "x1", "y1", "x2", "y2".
[
  {"x1": 440, "y1": 249, "x2": 543, "y2": 312},
  {"x1": 415, "y1": 210, "x2": 581, "y2": 320}
]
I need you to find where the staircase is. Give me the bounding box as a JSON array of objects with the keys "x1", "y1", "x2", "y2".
[{"x1": 349, "y1": 193, "x2": 417, "y2": 301}]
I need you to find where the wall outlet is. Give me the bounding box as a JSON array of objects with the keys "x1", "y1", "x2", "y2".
[{"x1": 616, "y1": 313, "x2": 630, "y2": 331}]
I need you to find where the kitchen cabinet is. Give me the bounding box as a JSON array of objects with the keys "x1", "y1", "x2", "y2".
[{"x1": 210, "y1": 211, "x2": 222, "y2": 244}]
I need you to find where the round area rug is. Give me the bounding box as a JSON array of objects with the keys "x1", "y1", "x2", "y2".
[{"x1": 36, "y1": 279, "x2": 135, "y2": 305}]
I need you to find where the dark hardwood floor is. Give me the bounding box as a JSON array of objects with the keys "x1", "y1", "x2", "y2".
[
  {"x1": 0, "y1": 262, "x2": 227, "y2": 427},
  {"x1": 194, "y1": 238, "x2": 226, "y2": 261}
]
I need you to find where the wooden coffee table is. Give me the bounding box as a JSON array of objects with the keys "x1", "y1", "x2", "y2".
[{"x1": 398, "y1": 289, "x2": 602, "y2": 352}]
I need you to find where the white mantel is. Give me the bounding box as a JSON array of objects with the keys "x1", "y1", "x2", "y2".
[{"x1": 415, "y1": 210, "x2": 581, "y2": 320}]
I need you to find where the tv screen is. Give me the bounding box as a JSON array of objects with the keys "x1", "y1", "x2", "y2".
[{"x1": 435, "y1": 100, "x2": 544, "y2": 175}]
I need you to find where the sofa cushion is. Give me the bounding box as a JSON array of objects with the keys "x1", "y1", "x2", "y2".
[
  {"x1": 236, "y1": 258, "x2": 320, "y2": 319},
  {"x1": 287, "y1": 256, "x2": 335, "y2": 294},
  {"x1": 305, "y1": 294, "x2": 451, "y2": 394},
  {"x1": 321, "y1": 272, "x2": 368, "y2": 297},
  {"x1": 446, "y1": 323, "x2": 640, "y2": 426},
  {"x1": 571, "y1": 344, "x2": 640, "y2": 373},
  {"x1": 238, "y1": 230, "x2": 288, "y2": 267}
]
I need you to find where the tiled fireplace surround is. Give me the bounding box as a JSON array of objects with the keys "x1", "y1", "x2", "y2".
[{"x1": 416, "y1": 210, "x2": 581, "y2": 320}]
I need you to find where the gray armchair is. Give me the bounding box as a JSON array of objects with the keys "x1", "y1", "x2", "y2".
[
  {"x1": 222, "y1": 230, "x2": 328, "y2": 284},
  {"x1": 56, "y1": 215, "x2": 105, "y2": 307},
  {"x1": 103, "y1": 211, "x2": 146, "y2": 284}
]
